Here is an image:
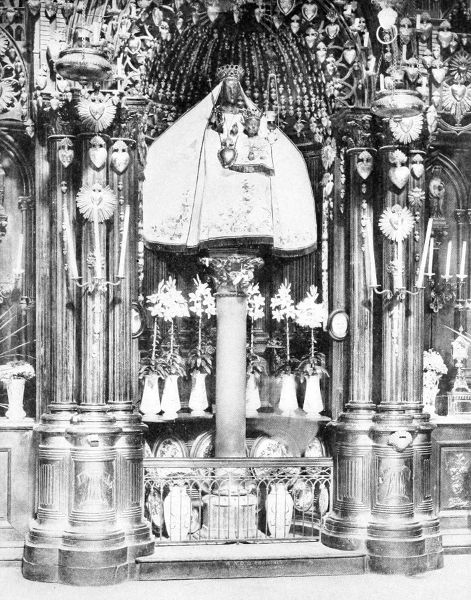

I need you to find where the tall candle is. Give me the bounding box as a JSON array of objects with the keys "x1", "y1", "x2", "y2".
[
  {"x1": 445, "y1": 240, "x2": 452, "y2": 279},
  {"x1": 459, "y1": 241, "x2": 467, "y2": 279},
  {"x1": 117, "y1": 205, "x2": 130, "y2": 279},
  {"x1": 395, "y1": 241, "x2": 403, "y2": 290},
  {"x1": 416, "y1": 218, "x2": 433, "y2": 287},
  {"x1": 363, "y1": 31, "x2": 369, "y2": 48},
  {"x1": 367, "y1": 218, "x2": 378, "y2": 288},
  {"x1": 380, "y1": 74, "x2": 385, "y2": 91},
  {"x1": 402, "y1": 44, "x2": 407, "y2": 61},
  {"x1": 63, "y1": 203, "x2": 78, "y2": 280},
  {"x1": 416, "y1": 14, "x2": 421, "y2": 29},
  {"x1": 427, "y1": 236, "x2": 434, "y2": 275},
  {"x1": 93, "y1": 210, "x2": 102, "y2": 279},
  {"x1": 15, "y1": 233, "x2": 23, "y2": 275}
]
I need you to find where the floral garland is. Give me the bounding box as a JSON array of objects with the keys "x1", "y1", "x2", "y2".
[{"x1": 246, "y1": 283, "x2": 265, "y2": 376}]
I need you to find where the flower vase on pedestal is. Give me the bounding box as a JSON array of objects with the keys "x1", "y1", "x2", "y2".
[
  {"x1": 5, "y1": 378, "x2": 26, "y2": 421},
  {"x1": 303, "y1": 373, "x2": 323, "y2": 417},
  {"x1": 163, "y1": 484, "x2": 191, "y2": 541},
  {"x1": 161, "y1": 374, "x2": 181, "y2": 420},
  {"x1": 140, "y1": 373, "x2": 161, "y2": 416},
  {"x1": 246, "y1": 373, "x2": 261, "y2": 417},
  {"x1": 188, "y1": 372, "x2": 208, "y2": 416},
  {"x1": 278, "y1": 373, "x2": 298, "y2": 416},
  {"x1": 265, "y1": 482, "x2": 294, "y2": 538}
]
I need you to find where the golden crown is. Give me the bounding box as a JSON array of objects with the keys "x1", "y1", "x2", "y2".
[{"x1": 215, "y1": 64, "x2": 245, "y2": 81}]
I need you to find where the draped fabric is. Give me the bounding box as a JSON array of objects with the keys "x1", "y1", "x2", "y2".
[{"x1": 143, "y1": 82, "x2": 317, "y2": 256}]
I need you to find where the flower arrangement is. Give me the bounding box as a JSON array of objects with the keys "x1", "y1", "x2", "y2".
[
  {"x1": 423, "y1": 349, "x2": 447, "y2": 375},
  {"x1": 187, "y1": 276, "x2": 216, "y2": 375},
  {"x1": 294, "y1": 286, "x2": 329, "y2": 382},
  {"x1": 145, "y1": 277, "x2": 189, "y2": 378},
  {"x1": 0, "y1": 360, "x2": 35, "y2": 383},
  {"x1": 246, "y1": 283, "x2": 266, "y2": 376},
  {"x1": 270, "y1": 280, "x2": 298, "y2": 375}
]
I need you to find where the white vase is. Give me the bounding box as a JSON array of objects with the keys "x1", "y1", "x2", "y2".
[
  {"x1": 278, "y1": 373, "x2": 298, "y2": 415},
  {"x1": 163, "y1": 484, "x2": 191, "y2": 541},
  {"x1": 246, "y1": 373, "x2": 261, "y2": 417},
  {"x1": 5, "y1": 378, "x2": 26, "y2": 421},
  {"x1": 423, "y1": 371, "x2": 440, "y2": 416},
  {"x1": 303, "y1": 374, "x2": 323, "y2": 416},
  {"x1": 161, "y1": 374, "x2": 181, "y2": 420},
  {"x1": 265, "y1": 483, "x2": 293, "y2": 538},
  {"x1": 140, "y1": 373, "x2": 160, "y2": 415},
  {"x1": 188, "y1": 372, "x2": 208, "y2": 416}
]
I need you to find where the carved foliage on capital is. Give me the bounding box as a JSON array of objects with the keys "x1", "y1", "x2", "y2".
[
  {"x1": 201, "y1": 255, "x2": 263, "y2": 295},
  {"x1": 337, "y1": 113, "x2": 376, "y2": 149}
]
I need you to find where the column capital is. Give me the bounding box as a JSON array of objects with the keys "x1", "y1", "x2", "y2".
[{"x1": 201, "y1": 254, "x2": 263, "y2": 295}]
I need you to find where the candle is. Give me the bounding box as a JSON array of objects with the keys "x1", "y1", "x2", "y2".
[
  {"x1": 380, "y1": 74, "x2": 385, "y2": 91},
  {"x1": 92, "y1": 22, "x2": 101, "y2": 45},
  {"x1": 395, "y1": 241, "x2": 403, "y2": 290},
  {"x1": 117, "y1": 55, "x2": 123, "y2": 78},
  {"x1": 63, "y1": 203, "x2": 79, "y2": 280},
  {"x1": 416, "y1": 217, "x2": 433, "y2": 287},
  {"x1": 416, "y1": 14, "x2": 421, "y2": 29},
  {"x1": 427, "y1": 236, "x2": 434, "y2": 275},
  {"x1": 459, "y1": 241, "x2": 467, "y2": 279},
  {"x1": 402, "y1": 44, "x2": 407, "y2": 61},
  {"x1": 363, "y1": 31, "x2": 369, "y2": 48},
  {"x1": 93, "y1": 210, "x2": 102, "y2": 279},
  {"x1": 445, "y1": 240, "x2": 452, "y2": 279},
  {"x1": 15, "y1": 233, "x2": 23, "y2": 275},
  {"x1": 367, "y1": 218, "x2": 378, "y2": 289},
  {"x1": 117, "y1": 205, "x2": 130, "y2": 279}
]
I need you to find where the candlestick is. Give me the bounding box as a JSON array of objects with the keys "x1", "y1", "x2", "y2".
[
  {"x1": 416, "y1": 218, "x2": 433, "y2": 288},
  {"x1": 459, "y1": 240, "x2": 467, "y2": 279},
  {"x1": 15, "y1": 233, "x2": 24, "y2": 275},
  {"x1": 117, "y1": 205, "x2": 130, "y2": 279},
  {"x1": 427, "y1": 236, "x2": 434, "y2": 276},
  {"x1": 363, "y1": 31, "x2": 369, "y2": 48},
  {"x1": 93, "y1": 209, "x2": 102, "y2": 279},
  {"x1": 445, "y1": 240, "x2": 452, "y2": 280},
  {"x1": 63, "y1": 203, "x2": 79, "y2": 280},
  {"x1": 367, "y1": 218, "x2": 378, "y2": 289}
]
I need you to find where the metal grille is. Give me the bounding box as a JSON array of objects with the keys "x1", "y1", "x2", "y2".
[{"x1": 143, "y1": 457, "x2": 332, "y2": 544}]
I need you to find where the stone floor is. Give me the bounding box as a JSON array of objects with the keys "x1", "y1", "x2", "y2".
[{"x1": 1, "y1": 554, "x2": 470, "y2": 600}]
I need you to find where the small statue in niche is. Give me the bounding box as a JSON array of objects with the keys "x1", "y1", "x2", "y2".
[{"x1": 428, "y1": 167, "x2": 446, "y2": 219}]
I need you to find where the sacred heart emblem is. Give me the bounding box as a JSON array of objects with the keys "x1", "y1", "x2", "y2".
[
  {"x1": 378, "y1": 205, "x2": 414, "y2": 243},
  {"x1": 27, "y1": 0, "x2": 41, "y2": 16},
  {"x1": 110, "y1": 140, "x2": 130, "y2": 175},
  {"x1": 405, "y1": 65, "x2": 419, "y2": 83},
  {"x1": 356, "y1": 150, "x2": 373, "y2": 180},
  {"x1": 325, "y1": 23, "x2": 339, "y2": 40},
  {"x1": 57, "y1": 137, "x2": 74, "y2": 169},
  {"x1": 207, "y1": 4, "x2": 220, "y2": 22},
  {"x1": 302, "y1": 2, "x2": 318, "y2": 22},
  {"x1": 410, "y1": 155, "x2": 424, "y2": 179},
  {"x1": 388, "y1": 165, "x2": 410, "y2": 190},
  {"x1": 77, "y1": 95, "x2": 117, "y2": 133},
  {"x1": 89, "y1": 100, "x2": 106, "y2": 121},
  {"x1": 277, "y1": 0, "x2": 295, "y2": 16},
  {"x1": 451, "y1": 82, "x2": 467, "y2": 102},
  {"x1": 431, "y1": 67, "x2": 447, "y2": 85},
  {"x1": 218, "y1": 145, "x2": 237, "y2": 169},
  {"x1": 88, "y1": 135, "x2": 107, "y2": 170},
  {"x1": 343, "y1": 46, "x2": 356, "y2": 66}
]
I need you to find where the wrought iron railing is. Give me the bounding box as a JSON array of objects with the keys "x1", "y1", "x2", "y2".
[{"x1": 143, "y1": 457, "x2": 332, "y2": 544}]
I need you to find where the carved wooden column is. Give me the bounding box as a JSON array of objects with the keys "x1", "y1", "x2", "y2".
[
  {"x1": 366, "y1": 146, "x2": 426, "y2": 575},
  {"x1": 23, "y1": 134, "x2": 79, "y2": 582},
  {"x1": 322, "y1": 114, "x2": 376, "y2": 551}
]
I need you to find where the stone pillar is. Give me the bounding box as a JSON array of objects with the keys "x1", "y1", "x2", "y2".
[
  {"x1": 322, "y1": 117, "x2": 377, "y2": 552},
  {"x1": 365, "y1": 146, "x2": 426, "y2": 575},
  {"x1": 202, "y1": 254, "x2": 262, "y2": 536},
  {"x1": 23, "y1": 135, "x2": 79, "y2": 582}
]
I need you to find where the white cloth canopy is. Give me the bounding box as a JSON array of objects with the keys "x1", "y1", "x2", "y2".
[{"x1": 143, "y1": 82, "x2": 317, "y2": 255}]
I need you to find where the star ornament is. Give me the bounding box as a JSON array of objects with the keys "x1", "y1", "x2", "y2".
[
  {"x1": 378, "y1": 205, "x2": 414, "y2": 243},
  {"x1": 76, "y1": 183, "x2": 117, "y2": 222}
]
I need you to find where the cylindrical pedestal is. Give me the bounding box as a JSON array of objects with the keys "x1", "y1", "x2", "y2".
[
  {"x1": 23, "y1": 408, "x2": 76, "y2": 582},
  {"x1": 322, "y1": 409, "x2": 374, "y2": 551},
  {"x1": 215, "y1": 291, "x2": 247, "y2": 458},
  {"x1": 58, "y1": 410, "x2": 128, "y2": 586},
  {"x1": 413, "y1": 412, "x2": 443, "y2": 571},
  {"x1": 366, "y1": 410, "x2": 426, "y2": 575}
]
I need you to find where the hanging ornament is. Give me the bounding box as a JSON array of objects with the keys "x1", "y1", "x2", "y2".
[
  {"x1": 356, "y1": 150, "x2": 374, "y2": 180},
  {"x1": 379, "y1": 204, "x2": 414, "y2": 243},
  {"x1": 389, "y1": 114, "x2": 423, "y2": 145},
  {"x1": 77, "y1": 93, "x2": 117, "y2": 133},
  {"x1": 388, "y1": 149, "x2": 410, "y2": 189},
  {"x1": 278, "y1": 0, "x2": 295, "y2": 16},
  {"x1": 57, "y1": 137, "x2": 75, "y2": 168},
  {"x1": 410, "y1": 154, "x2": 424, "y2": 179},
  {"x1": 110, "y1": 139, "x2": 130, "y2": 174},
  {"x1": 27, "y1": 0, "x2": 41, "y2": 16},
  {"x1": 76, "y1": 183, "x2": 117, "y2": 222},
  {"x1": 88, "y1": 135, "x2": 108, "y2": 170},
  {"x1": 302, "y1": 1, "x2": 318, "y2": 22}
]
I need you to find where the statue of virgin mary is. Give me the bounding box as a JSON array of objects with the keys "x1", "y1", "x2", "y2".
[{"x1": 143, "y1": 65, "x2": 317, "y2": 256}]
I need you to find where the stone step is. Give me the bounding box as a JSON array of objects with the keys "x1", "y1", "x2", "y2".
[
  {"x1": 136, "y1": 542, "x2": 367, "y2": 580},
  {"x1": 0, "y1": 545, "x2": 23, "y2": 568}
]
